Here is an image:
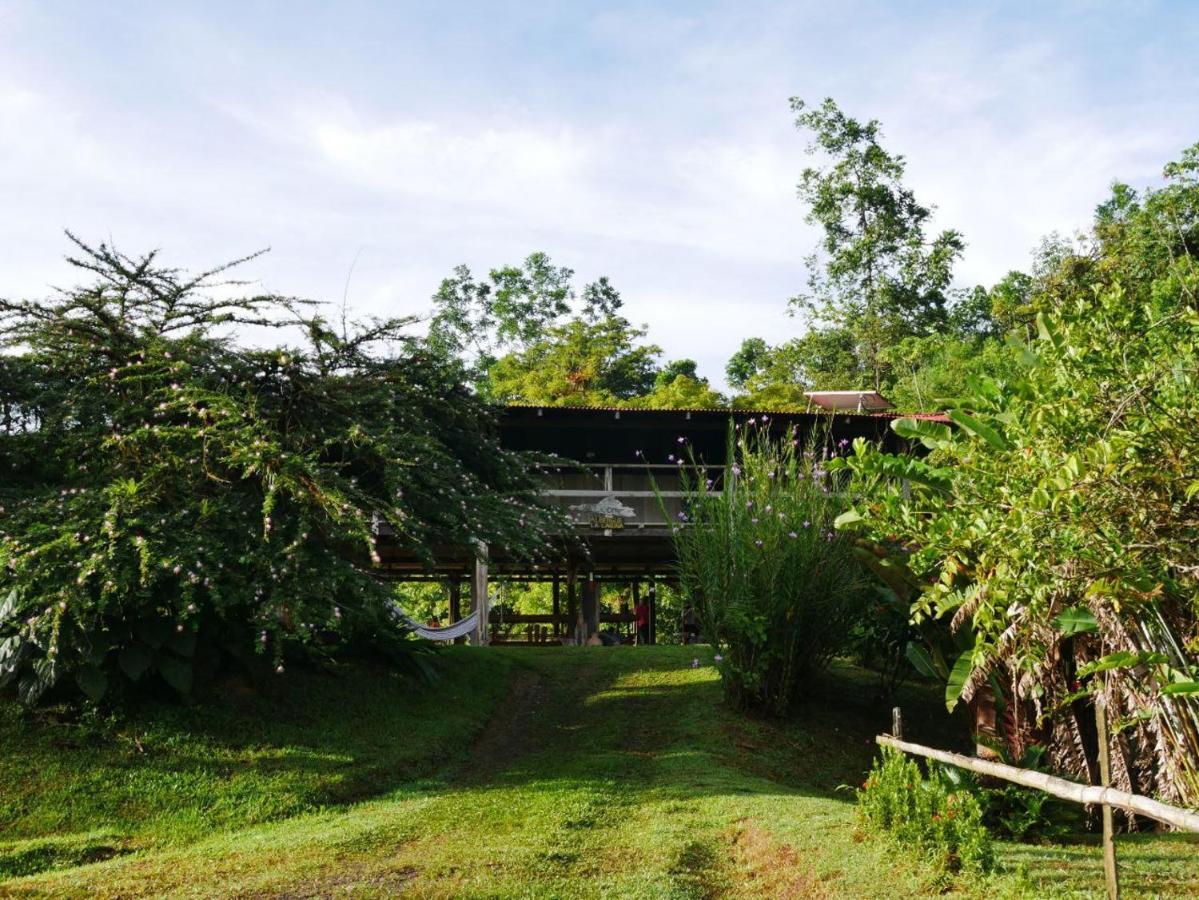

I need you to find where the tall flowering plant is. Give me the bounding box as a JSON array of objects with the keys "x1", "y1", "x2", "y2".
[{"x1": 668, "y1": 419, "x2": 868, "y2": 715}]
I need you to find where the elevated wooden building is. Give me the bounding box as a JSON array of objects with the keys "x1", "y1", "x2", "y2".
[{"x1": 378, "y1": 400, "x2": 918, "y2": 644}]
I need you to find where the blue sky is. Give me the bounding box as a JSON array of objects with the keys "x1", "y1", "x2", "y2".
[{"x1": 2, "y1": 1, "x2": 1196, "y2": 388}]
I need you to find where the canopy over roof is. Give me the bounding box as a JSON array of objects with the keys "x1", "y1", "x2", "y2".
[{"x1": 803, "y1": 390, "x2": 894, "y2": 412}]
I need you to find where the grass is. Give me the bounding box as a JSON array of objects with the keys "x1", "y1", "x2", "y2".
[{"x1": 1, "y1": 647, "x2": 1197, "y2": 897}]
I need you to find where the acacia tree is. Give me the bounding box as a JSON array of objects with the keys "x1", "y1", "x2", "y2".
[
  {"x1": 0, "y1": 236, "x2": 565, "y2": 703},
  {"x1": 790, "y1": 97, "x2": 965, "y2": 390}
]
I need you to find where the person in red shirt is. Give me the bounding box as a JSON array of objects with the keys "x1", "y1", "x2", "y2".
[{"x1": 634, "y1": 597, "x2": 650, "y2": 645}]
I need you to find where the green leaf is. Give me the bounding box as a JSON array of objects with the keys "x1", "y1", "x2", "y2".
[
  {"x1": 0, "y1": 589, "x2": 18, "y2": 627},
  {"x1": 891, "y1": 417, "x2": 951, "y2": 450},
  {"x1": 1078, "y1": 651, "x2": 1168, "y2": 677},
  {"x1": 156, "y1": 654, "x2": 194, "y2": 695},
  {"x1": 167, "y1": 629, "x2": 197, "y2": 658},
  {"x1": 118, "y1": 643, "x2": 154, "y2": 682},
  {"x1": 1036, "y1": 311, "x2": 1066, "y2": 353},
  {"x1": 834, "y1": 508, "x2": 864, "y2": 528},
  {"x1": 135, "y1": 618, "x2": 172, "y2": 650},
  {"x1": 0, "y1": 636, "x2": 25, "y2": 689},
  {"x1": 905, "y1": 642, "x2": 938, "y2": 680},
  {"x1": 75, "y1": 665, "x2": 108, "y2": 701},
  {"x1": 946, "y1": 409, "x2": 1011, "y2": 451},
  {"x1": 1054, "y1": 607, "x2": 1099, "y2": 636},
  {"x1": 1162, "y1": 682, "x2": 1199, "y2": 696},
  {"x1": 945, "y1": 651, "x2": 975, "y2": 712}
]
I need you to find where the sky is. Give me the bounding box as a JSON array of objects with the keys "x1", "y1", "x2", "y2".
[{"x1": 1, "y1": 1, "x2": 1197, "y2": 389}]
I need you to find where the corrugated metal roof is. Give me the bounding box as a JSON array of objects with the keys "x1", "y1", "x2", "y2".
[{"x1": 502, "y1": 402, "x2": 949, "y2": 422}]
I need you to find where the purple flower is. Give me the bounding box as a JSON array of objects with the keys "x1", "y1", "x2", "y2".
[
  {"x1": 802, "y1": 520, "x2": 810, "y2": 528},
  {"x1": 748, "y1": 417, "x2": 756, "y2": 425},
  {"x1": 746, "y1": 500, "x2": 753, "y2": 508},
  {"x1": 751, "y1": 517, "x2": 759, "y2": 524},
  {"x1": 788, "y1": 531, "x2": 798, "y2": 539},
  {"x1": 754, "y1": 539, "x2": 764, "y2": 547},
  {"x1": 761, "y1": 415, "x2": 769, "y2": 422},
  {"x1": 676, "y1": 511, "x2": 688, "y2": 522},
  {"x1": 668, "y1": 454, "x2": 675, "y2": 462},
  {"x1": 838, "y1": 438, "x2": 850, "y2": 448},
  {"x1": 731, "y1": 465, "x2": 742, "y2": 476},
  {"x1": 677, "y1": 436, "x2": 686, "y2": 444}
]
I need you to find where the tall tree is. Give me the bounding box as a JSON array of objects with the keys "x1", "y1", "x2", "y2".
[
  {"x1": 426, "y1": 252, "x2": 621, "y2": 397},
  {"x1": 486, "y1": 314, "x2": 661, "y2": 406},
  {"x1": 790, "y1": 97, "x2": 965, "y2": 390}
]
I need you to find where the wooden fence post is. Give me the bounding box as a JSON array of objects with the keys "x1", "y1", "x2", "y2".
[
  {"x1": 892, "y1": 706, "x2": 903, "y2": 740},
  {"x1": 1096, "y1": 694, "x2": 1120, "y2": 900}
]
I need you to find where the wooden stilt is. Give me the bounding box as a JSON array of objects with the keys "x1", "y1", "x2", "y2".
[
  {"x1": 470, "y1": 542, "x2": 489, "y2": 646},
  {"x1": 632, "y1": 580, "x2": 641, "y2": 643},
  {"x1": 552, "y1": 575, "x2": 561, "y2": 638},
  {"x1": 449, "y1": 578, "x2": 465, "y2": 645}
]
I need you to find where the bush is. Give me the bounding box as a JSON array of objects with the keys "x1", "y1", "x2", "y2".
[
  {"x1": 0, "y1": 237, "x2": 564, "y2": 704},
  {"x1": 669, "y1": 421, "x2": 868, "y2": 715},
  {"x1": 858, "y1": 748, "x2": 993, "y2": 875}
]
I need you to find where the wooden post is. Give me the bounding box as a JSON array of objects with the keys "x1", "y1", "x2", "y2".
[
  {"x1": 551, "y1": 575, "x2": 561, "y2": 638},
  {"x1": 582, "y1": 576, "x2": 599, "y2": 639},
  {"x1": 566, "y1": 567, "x2": 578, "y2": 644},
  {"x1": 1096, "y1": 694, "x2": 1120, "y2": 900},
  {"x1": 449, "y1": 578, "x2": 465, "y2": 645},
  {"x1": 470, "y1": 543, "x2": 489, "y2": 646},
  {"x1": 892, "y1": 706, "x2": 903, "y2": 740},
  {"x1": 632, "y1": 580, "x2": 641, "y2": 643}
]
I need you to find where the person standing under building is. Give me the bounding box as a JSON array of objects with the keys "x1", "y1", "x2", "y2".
[
  {"x1": 634, "y1": 595, "x2": 650, "y2": 645},
  {"x1": 681, "y1": 603, "x2": 700, "y2": 644}
]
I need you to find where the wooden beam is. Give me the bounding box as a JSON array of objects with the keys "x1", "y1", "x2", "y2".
[{"x1": 875, "y1": 734, "x2": 1199, "y2": 833}]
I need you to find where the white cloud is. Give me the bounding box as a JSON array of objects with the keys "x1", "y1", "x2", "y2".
[{"x1": 0, "y1": 0, "x2": 1195, "y2": 392}]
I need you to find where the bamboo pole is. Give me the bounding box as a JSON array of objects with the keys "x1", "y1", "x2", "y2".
[
  {"x1": 875, "y1": 734, "x2": 1199, "y2": 833},
  {"x1": 1096, "y1": 695, "x2": 1121, "y2": 900}
]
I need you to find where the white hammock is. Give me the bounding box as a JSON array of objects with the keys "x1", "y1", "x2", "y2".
[{"x1": 390, "y1": 605, "x2": 479, "y2": 642}]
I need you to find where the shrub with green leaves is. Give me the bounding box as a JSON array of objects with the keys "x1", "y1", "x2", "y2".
[
  {"x1": 0, "y1": 236, "x2": 564, "y2": 704},
  {"x1": 832, "y1": 144, "x2": 1199, "y2": 805},
  {"x1": 669, "y1": 421, "x2": 868, "y2": 715},
  {"x1": 858, "y1": 749, "x2": 993, "y2": 875}
]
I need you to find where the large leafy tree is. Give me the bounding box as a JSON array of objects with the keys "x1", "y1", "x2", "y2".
[
  {"x1": 0, "y1": 237, "x2": 564, "y2": 703},
  {"x1": 427, "y1": 251, "x2": 621, "y2": 396},
  {"x1": 790, "y1": 97, "x2": 966, "y2": 390},
  {"x1": 832, "y1": 144, "x2": 1199, "y2": 805},
  {"x1": 486, "y1": 314, "x2": 662, "y2": 406}
]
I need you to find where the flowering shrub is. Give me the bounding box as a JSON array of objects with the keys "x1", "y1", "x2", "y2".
[
  {"x1": 858, "y1": 749, "x2": 993, "y2": 875},
  {"x1": 668, "y1": 421, "x2": 868, "y2": 714},
  {"x1": 0, "y1": 237, "x2": 565, "y2": 703}
]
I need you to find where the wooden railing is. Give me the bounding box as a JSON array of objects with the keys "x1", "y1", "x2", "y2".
[{"x1": 881, "y1": 704, "x2": 1199, "y2": 899}]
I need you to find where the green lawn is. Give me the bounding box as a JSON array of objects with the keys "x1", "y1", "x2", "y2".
[{"x1": 1, "y1": 647, "x2": 1196, "y2": 898}]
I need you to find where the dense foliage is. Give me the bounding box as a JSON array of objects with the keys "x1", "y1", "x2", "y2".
[
  {"x1": 833, "y1": 144, "x2": 1199, "y2": 805},
  {"x1": 670, "y1": 422, "x2": 868, "y2": 714},
  {"x1": 0, "y1": 237, "x2": 564, "y2": 703},
  {"x1": 858, "y1": 749, "x2": 993, "y2": 876}
]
